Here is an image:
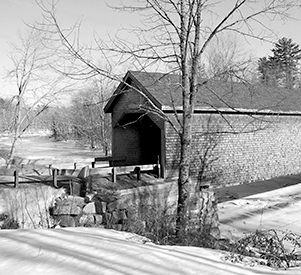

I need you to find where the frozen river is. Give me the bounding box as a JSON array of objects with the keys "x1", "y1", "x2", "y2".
[{"x1": 0, "y1": 134, "x2": 105, "y2": 169}]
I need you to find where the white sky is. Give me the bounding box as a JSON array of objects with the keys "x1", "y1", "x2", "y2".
[{"x1": 1, "y1": 0, "x2": 301, "y2": 99}]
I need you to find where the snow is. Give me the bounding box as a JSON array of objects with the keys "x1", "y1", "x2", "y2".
[
  {"x1": 0, "y1": 227, "x2": 298, "y2": 275},
  {"x1": 219, "y1": 183, "x2": 301, "y2": 239},
  {"x1": 0, "y1": 184, "x2": 301, "y2": 274}
]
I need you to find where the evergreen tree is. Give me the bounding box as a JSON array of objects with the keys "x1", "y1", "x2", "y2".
[
  {"x1": 258, "y1": 57, "x2": 271, "y2": 84},
  {"x1": 272, "y1": 37, "x2": 301, "y2": 88},
  {"x1": 258, "y1": 56, "x2": 281, "y2": 85},
  {"x1": 258, "y1": 37, "x2": 301, "y2": 88}
]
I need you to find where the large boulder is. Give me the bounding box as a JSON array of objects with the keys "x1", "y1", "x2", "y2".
[{"x1": 83, "y1": 202, "x2": 96, "y2": 214}]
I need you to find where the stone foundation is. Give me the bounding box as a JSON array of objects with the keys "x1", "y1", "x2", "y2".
[{"x1": 52, "y1": 180, "x2": 219, "y2": 238}]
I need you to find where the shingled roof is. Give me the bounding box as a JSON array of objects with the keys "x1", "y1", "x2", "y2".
[{"x1": 105, "y1": 71, "x2": 301, "y2": 114}]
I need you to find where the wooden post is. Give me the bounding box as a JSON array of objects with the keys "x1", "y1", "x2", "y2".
[
  {"x1": 158, "y1": 164, "x2": 162, "y2": 178},
  {"x1": 112, "y1": 167, "x2": 116, "y2": 183},
  {"x1": 52, "y1": 169, "x2": 58, "y2": 188},
  {"x1": 135, "y1": 167, "x2": 141, "y2": 181},
  {"x1": 14, "y1": 170, "x2": 19, "y2": 188},
  {"x1": 156, "y1": 155, "x2": 162, "y2": 178},
  {"x1": 49, "y1": 164, "x2": 52, "y2": 175},
  {"x1": 69, "y1": 180, "x2": 73, "y2": 196}
]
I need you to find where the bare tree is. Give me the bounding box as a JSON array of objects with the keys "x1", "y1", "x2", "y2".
[
  {"x1": 36, "y1": 0, "x2": 301, "y2": 232},
  {"x1": 204, "y1": 33, "x2": 255, "y2": 81},
  {"x1": 69, "y1": 79, "x2": 111, "y2": 153},
  {"x1": 5, "y1": 27, "x2": 71, "y2": 168},
  {"x1": 0, "y1": 98, "x2": 12, "y2": 134}
]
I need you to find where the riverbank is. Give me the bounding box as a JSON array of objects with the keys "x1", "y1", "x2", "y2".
[{"x1": 0, "y1": 134, "x2": 105, "y2": 169}]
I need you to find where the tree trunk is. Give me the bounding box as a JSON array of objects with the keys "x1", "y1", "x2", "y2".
[
  {"x1": 176, "y1": 127, "x2": 192, "y2": 232},
  {"x1": 6, "y1": 97, "x2": 21, "y2": 169},
  {"x1": 6, "y1": 138, "x2": 17, "y2": 169},
  {"x1": 176, "y1": 0, "x2": 201, "y2": 234}
]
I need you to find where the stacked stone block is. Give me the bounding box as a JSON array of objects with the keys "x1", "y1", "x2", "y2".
[
  {"x1": 52, "y1": 194, "x2": 129, "y2": 230},
  {"x1": 51, "y1": 180, "x2": 219, "y2": 239}
]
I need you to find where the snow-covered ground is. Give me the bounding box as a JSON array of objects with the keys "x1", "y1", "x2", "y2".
[
  {"x1": 0, "y1": 227, "x2": 299, "y2": 275},
  {"x1": 219, "y1": 183, "x2": 301, "y2": 239},
  {"x1": 0, "y1": 183, "x2": 301, "y2": 274}
]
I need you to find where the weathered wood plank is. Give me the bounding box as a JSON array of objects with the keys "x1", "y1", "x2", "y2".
[{"x1": 14, "y1": 170, "x2": 19, "y2": 188}]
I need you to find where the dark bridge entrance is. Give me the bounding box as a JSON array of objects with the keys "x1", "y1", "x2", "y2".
[{"x1": 113, "y1": 113, "x2": 163, "y2": 168}]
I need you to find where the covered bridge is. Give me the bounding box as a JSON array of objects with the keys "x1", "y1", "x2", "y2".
[{"x1": 104, "y1": 71, "x2": 301, "y2": 186}]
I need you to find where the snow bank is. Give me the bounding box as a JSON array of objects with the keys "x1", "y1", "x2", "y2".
[{"x1": 0, "y1": 227, "x2": 299, "y2": 275}]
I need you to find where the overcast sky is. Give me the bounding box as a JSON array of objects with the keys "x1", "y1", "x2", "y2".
[{"x1": 1, "y1": 0, "x2": 301, "y2": 99}]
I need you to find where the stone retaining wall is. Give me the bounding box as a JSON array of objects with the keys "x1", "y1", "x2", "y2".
[{"x1": 52, "y1": 180, "x2": 219, "y2": 238}]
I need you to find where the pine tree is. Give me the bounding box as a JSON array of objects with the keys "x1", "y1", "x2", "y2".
[
  {"x1": 258, "y1": 57, "x2": 270, "y2": 84},
  {"x1": 272, "y1": 37, "x2": 301, "y2": 88},
  {"x1": 258, "y1": 37, "x2": 301, "y2": 88}
]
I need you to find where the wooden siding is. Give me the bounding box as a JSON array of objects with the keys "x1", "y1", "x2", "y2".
[{"x1": 164, "y1": 113, "x2": 301, "y2": 186}]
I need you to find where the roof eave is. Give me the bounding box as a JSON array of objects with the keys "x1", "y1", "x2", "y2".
[
  {"x1": 104, "y1": 71, "x2": 133, "y2": 113},
  {"x1": 161, "y1": 105, "x2": 301, "y2": 115},
  {"x1": 104, "y1": 71, "x2": 162, "y2": 113}
]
